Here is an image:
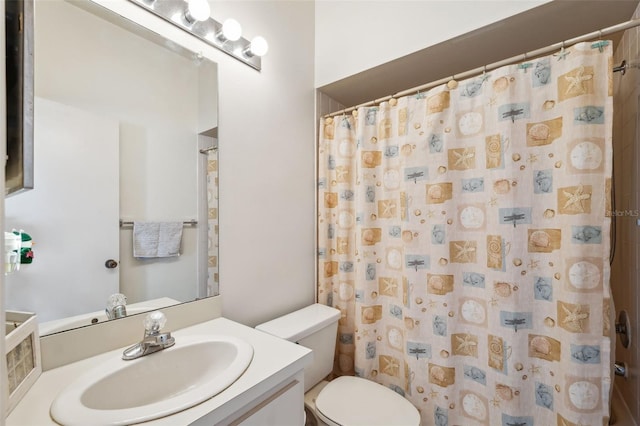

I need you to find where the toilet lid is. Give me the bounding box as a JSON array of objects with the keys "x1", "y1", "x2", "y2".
[{"x1": 315, "y1": 376, "x2": 420, "y2": 426}]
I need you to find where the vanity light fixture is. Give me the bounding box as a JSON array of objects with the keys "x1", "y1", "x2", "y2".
[
  {"x1": 184, "y1": 0, "x2": 211, "y2": 23},
  {"x1": 243, "y1": 36, "x2": 269, "y2": 58},
  {"x1": 217, "y1": 19, "x2": 242, "y2": 42},
  {"x1": 128, "y1": 0, "x2": 267, "y2": 70}
]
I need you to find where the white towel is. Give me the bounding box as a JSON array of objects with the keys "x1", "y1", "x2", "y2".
[{"x1": 133, "y1": 222, "x2": 183, "y2": 258}]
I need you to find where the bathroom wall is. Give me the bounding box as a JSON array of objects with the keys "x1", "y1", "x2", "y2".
[
  {"x1": 612, "y1": 6, "x2": 640, "y2": 423},
  {"x1": 210, "y1": 0, "x2": 316, "y2": 325},
  {"x1": 316, "y1": 91, "x2": 345, "y2": 119},
  {"x1": 314, "y1": 0, "x2": 550, "y2": 87}
]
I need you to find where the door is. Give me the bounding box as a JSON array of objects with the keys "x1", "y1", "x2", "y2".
[{"x1": 5, "y1": 97, "x2": 119, "y2": 321}]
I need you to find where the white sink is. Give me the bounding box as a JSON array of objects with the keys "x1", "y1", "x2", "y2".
[{"x1": 50, "y1": 335, "x2": 253, "y2": 425}]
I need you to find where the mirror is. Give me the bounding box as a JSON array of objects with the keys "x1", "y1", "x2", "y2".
[{"x1": 4, "y1": 0, "x2": 219, "y2": 335}]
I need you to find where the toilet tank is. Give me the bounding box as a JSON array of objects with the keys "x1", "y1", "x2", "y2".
[{"x1": 256, "y1": 304, "x2": 340, "y2": 392}]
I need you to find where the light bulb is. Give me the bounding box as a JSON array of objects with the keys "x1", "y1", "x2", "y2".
[
  {"x1": 248, "y1": 36, "x2": 268, "y2": 57},
  {"x1": 221, "y1": 19, "x2": 242, "y2": 42},
  {"x1": 185, "y1": 0, "x2": 210, "y2": 23}
]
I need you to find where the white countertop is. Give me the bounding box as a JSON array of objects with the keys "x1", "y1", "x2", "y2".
[{"x1": 7, "y1": 317, "x2": 312, "y2": 425}]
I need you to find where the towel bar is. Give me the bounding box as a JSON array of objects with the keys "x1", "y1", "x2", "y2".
[{"x1": 119, "y1": 220, "x2": 197, "y2": 227}]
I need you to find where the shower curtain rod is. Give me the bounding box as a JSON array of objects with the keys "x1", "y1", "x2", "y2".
[{"x1": 324, "y1": 17, "x2": 640, "y2": 118}]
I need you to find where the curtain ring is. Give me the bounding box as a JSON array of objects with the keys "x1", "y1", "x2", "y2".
[
  {"x1": 556, "y1": 40, "x2": 569, "y2": 60},
  {"x1": 480, "y1": 65, "x2": 488, "y2": 82},
  {"x1": 598, "y1": 29, "x2": 603, "y2": 40},
  {"x1": 447, "y1": 75, "x2": 458, "y2": 90}
]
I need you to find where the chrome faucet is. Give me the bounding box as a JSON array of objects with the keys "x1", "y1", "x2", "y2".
[
  {"x1": 122, "y1": 311, "x2": 175, "y2": 360},
  {"x1": 105, "y1": 293, "x2": 128, "y2": 320}
]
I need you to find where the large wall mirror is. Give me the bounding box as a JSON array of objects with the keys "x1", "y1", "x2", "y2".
[{"x1": 4, "y1": 0, "x2": 219, "y2": 336}]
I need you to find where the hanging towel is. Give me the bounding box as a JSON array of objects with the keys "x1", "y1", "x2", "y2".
[{"x1": 133, "y1": 222, "x2": 183, "y2": 258}]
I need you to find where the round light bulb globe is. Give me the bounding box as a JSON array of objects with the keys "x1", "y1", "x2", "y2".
[
  {"x1": 187, "y1": 0, "x2": 210, "y2": 22},
  {"x1": 250, "y1": 36, "x2": 269, "y2": 57},
  {"x1": 222, "y1": 19, "x2": 242, "y2": 41}
]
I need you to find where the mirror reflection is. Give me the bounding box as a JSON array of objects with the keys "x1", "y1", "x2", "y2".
[{"x1": 4, "y1": 0, "x2": 219, "y2": 336}]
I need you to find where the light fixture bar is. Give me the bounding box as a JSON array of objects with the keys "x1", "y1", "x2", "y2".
[{"x1": 128, "y1": 0, "x2": 262, "y2": 71}]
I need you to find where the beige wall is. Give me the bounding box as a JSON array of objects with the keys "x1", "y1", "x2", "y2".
[
  {"x1": 612, "y1": 6, "x2": 640, "y2": 423},
  {"x1": 314, "y1": 0, "x2": 550, "y2": 87}
]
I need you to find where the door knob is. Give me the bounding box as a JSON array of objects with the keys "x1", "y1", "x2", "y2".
[
  {"x1": 616, "y1": 310, "x2": 631, "y2": 349},
  {"x1": 105, "y1": 259, "x2": 118, "y2": 269}
]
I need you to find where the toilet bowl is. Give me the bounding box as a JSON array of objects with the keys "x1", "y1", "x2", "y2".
[
  {"x1": 306, "y1": 377, "x2": 420, "y2": 426},
  {"x1": 256, "y1": 304, "x2": 420, "y2": 426}
]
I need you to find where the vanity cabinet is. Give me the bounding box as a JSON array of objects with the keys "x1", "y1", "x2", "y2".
[
  {"x1": 208, "y1": 374, "x2": 305, "y2": 426},
  {"x1": 235, "y1": 379, "x2": 303, "y2": 426}
]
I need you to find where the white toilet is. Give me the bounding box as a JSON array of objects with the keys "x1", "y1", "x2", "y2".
[{"x1": 256, "y1": 304, "x2": 420, "y2": 426}]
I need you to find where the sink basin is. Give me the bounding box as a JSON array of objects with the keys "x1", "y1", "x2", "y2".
[{"x1": 50, "y1": 335, "x2": 253, "y2": 425}]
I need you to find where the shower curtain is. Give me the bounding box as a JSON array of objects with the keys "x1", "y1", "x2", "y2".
[
  {"x1": 206, "y1": 148, "x2": 219, "y2": 296},
  {"x1": 318, "y1": 41, "x2": 613, "y2": 425}
]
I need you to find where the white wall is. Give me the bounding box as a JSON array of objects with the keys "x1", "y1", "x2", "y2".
[
  {"x1": 211, "y1": 0, "x2": 317, "y2": 325},
  {"x1": 198, "y1": 61, "x2": 218, "y2": 133},
  {"x1": 89, "y1": 0, "x2": 317, "y2": 326},
  {"x1": 314, "y1": 0, "x2": 550, "y2": 87}
]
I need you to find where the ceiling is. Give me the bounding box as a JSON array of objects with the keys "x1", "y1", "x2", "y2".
[{"x1": 318, "y1": 0, "x2": 640, "y2": 109}]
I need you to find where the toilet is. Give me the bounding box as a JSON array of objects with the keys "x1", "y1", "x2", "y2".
[{"x1": 256, "y1": 304, "x2": 420, "y2": 426}]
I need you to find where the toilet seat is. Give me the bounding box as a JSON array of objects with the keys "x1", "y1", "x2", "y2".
[{"x1": 314, "y1": 376, "x2": 420, "y2": 426}]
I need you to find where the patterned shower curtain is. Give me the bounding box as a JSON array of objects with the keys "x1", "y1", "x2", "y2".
[
  {"x1": 206, "y1": 148, "x2": 219, "y2": 296},
  {"x1": 318, "y1": 41, "x2": 613, "y2": 425}
]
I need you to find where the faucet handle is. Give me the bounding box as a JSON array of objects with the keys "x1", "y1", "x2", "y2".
[
  {"x1": 144, "y1": 311, "x2": 167, "y2": 334},
  {"x1": 105, "y1": 293, "x2": 128, "y2": 320},
  {"x1": 106, "y1": 293, "x2": 127, "y2": 309}
]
